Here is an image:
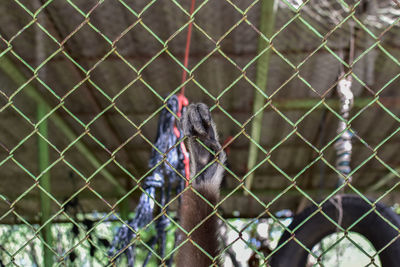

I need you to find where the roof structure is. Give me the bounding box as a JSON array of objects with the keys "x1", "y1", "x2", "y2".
[{"x1": 0, "y1": 0, "x2": 399, "y2": 224}]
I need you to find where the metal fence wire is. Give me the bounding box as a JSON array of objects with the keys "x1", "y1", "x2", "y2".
[{"x1": 0, "y1": 0, "x2": 400, "y2": 266}]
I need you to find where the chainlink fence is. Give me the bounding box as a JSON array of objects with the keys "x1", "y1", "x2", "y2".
[{"x1": 0, "y1": 0, "x2": 400, "y2": 266}]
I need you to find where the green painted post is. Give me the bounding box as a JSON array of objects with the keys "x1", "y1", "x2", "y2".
[
  {"x1": 245, "y1": 0, "x2": 277, "y2": 193},
  {"x1": 0, "y1": 56, "x2": 126, "y2": 195},
  {"x1": 35, "y1": 5, "x2": 53, "y2": 264},
  {"x1": 38, "y1": 103, "x2": 53, "y2": 267}
]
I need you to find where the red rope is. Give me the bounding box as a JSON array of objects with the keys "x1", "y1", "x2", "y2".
[
  {"x1": 173, "y1": 95, "x2": 190, "y2": 186},
  {"x1": 222, "y1": 136, "x2": 233, "y2": 155},
  {"x1": 180, "y1": 0, "x2": 196, "y2": 96},
  {"x1": 174, "y1": 0, "x2": 196, "y2": 187}
]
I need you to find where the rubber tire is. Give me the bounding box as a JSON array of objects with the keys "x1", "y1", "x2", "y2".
[{"x1": 270, "y1": 195, "x2": 400, "y2": 267}]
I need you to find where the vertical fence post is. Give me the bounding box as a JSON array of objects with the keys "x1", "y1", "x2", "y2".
[
  {"x1": 245, "y1": 0, "x2": 277, "y2": 192},
  {"x1": 35, "y1": 2, "x2": 53, "y2": 265},
  {"x1": 38, "y1": 103, "x2": 53, "y2": 267}
]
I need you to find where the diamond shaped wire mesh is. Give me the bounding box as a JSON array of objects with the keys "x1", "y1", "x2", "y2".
[{"x1": 0, "y1": 0, "x2": 399, "y2": 266}]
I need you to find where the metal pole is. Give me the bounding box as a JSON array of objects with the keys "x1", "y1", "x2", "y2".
[
  {"x1": 0, "y1": 56, "x2": 126, "y2": 195},
  {"x1": 38, "y1": 102, "x2": 53, "y2": 267},
  {"x1": 245, "y1": 0, "x2": 277, "y2": 193},
  {"x1": 35, "y1": 3, "x2": 53, "y2": 265}
]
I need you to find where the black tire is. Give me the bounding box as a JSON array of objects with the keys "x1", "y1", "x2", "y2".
[{"x1": 270, "y1": 195, "x2": 400, "y2": 267}]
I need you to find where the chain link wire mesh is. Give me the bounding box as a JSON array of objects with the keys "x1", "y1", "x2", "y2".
[{"x1": 0, "y1": 0, "x2": 399, "y2": 266}]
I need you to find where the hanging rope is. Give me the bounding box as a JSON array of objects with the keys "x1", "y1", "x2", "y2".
[
  {"x1": 174, "y1": 0, "x2": 196, "y2": 187},
  {"x1": 334, "y1": 20, "x2": 355, "y2": 186},
  {"x1": 334, "y1": 76, "x2": 354, "y2": 185},
  {"x1": 180, "y1": 0, "x2": 196, "y2": 96},
  {"x1": 108, "y1": 96, "x2": 186, "y2": 266},
  {"x1": 109, "y1": 1, "x2": 196, "y2": 265},
  {"x1": 331, "y1": 25, "x2": 355, "y2": 261}
]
